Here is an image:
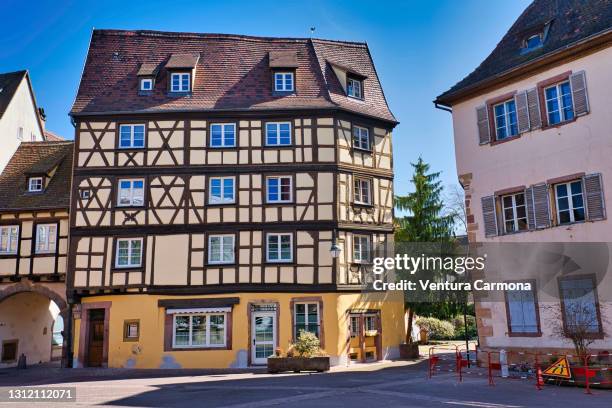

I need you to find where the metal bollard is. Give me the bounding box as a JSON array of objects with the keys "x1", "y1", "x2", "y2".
[{"x1": 500, "y1": 349, "x2": 509, "y2": 378}]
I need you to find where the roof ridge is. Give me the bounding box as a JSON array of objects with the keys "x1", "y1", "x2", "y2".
[
  {"x1": 93, "y1": 29, "x2": 367, "y2": 46},
  {"x1": 20, "y1": 140, "x2": 73, "y2": 146},
  {"x1": 0, "y1": 69, "x2": 27, "y2": 77}
]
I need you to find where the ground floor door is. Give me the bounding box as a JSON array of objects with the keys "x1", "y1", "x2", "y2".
[
  {"x1": 251, "y1": 311, "x2": 276, "y2": 365},
  {"x1": 86, "y1": 309, "x2": 105, "y2": 367},
  {"x1": 348, "y1": 312, "x2": 381, "y2": 363}
]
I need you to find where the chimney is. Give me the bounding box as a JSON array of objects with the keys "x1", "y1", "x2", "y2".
[{"x1": 38, "y1": 107, "x2": 46, "y2": 133}]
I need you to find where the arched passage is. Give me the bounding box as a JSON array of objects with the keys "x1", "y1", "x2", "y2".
[{"x1": 0, "y1": 282, "x2": 68, "y2": 368}]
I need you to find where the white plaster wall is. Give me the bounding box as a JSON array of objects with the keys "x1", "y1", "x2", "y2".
[
  {"x1": 0, "y1": 292, "x2": 58, "y2": 367},
  {"x1": 452, "y1": 46, "x2": 612, "y2": 243},
  {"x1": 0, "y1": 76, "x2": 43, "y2": 172}
]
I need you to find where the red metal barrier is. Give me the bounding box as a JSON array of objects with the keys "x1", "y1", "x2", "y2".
[{"x1": 427, "y1": 345, "x2": 460, "y2": 379}]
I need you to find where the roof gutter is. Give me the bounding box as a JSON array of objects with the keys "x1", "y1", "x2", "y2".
[{"x1": 434, "y1": 102, "x2": 452, "y2": 113}]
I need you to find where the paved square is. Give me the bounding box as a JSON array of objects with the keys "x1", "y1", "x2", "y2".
[{"x1": 0, "y1": 359, "x2": 609, "y2": 407}]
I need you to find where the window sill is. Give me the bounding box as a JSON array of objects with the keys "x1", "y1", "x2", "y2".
[
  {"x1": 123, "y1": 337, "x2": 140, "y2": 342},
  {"x1": 208, "y1": 146, "x2": 237, "y2": 150},
  {"x1": 266, "y1": 260, "x2": 294, "y2": 265},
  {"x1": 490, "y1": 134, "x2": 521, "y2": 146},
  {"x1": 542, "y1": 116, "x2": 578, "y2": 130},
  {"x1": 207, "y1": 262, "x2": 236, "y2": 266},
  {"x1": 352, "y1": 147, "x2": 373, "y2": 154},
  {"x1": 352, "y1": 202, "x2": 373, "y2": 208},
  {"x1": 272, "y1": 91, "x2": 296, "y2": 96},
  {"x1": 263, "y1": 145, "x2": 293, "y2": 149},
  {"x1": 208, "y1": 202, "x2": 237, "y2": 206},
  {"x1": 167, "y1": 91, "x2": 192, "y2": 97},
  {"x1": 117, "y1": 147, "x2": 145, "y2": 151},
  {"x1": 112, "y1": 266, "x2": 143, "y2": 272},
  {"x1": 170, "y1": 345, "x2": 230, "y2": 351},
  {"x1": 508, "y1": 332, "x2": 542, "y2": 338},
  {"x1": 116, "y1": 205, "x2": 146, "y2": 209},
  {"x1": 266, "y1": 201, "x2": 294, "y2": 205},
  {"x1": 347, "y1": 95, "x2": 365, "y2": 102}
]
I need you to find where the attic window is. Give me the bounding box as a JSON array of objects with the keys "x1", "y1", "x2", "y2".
[
  {"x1": 347, "y1": 76, "x2": 363, "y2": 99},
  {"x1": 274, "y1": 72, "x2": 294, "y2": 92},
  {"x1": 171, "y1": 72, "x2": 190, "y2": 92},
  {"x1": 140, "y1": 78, "x2": 153, "y2": 91},
  {"x1": 525, "y1": 34, "x2": 543, "y2": 50},
  {"x1": 28, "y1": 177, "x2": 43, "y2": 192}
]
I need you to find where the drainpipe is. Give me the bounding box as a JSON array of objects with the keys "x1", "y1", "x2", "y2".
[{"x1": 64, "y1": 297, "x2": 74, "y2": 368}]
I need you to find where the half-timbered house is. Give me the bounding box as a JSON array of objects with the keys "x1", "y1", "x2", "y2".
[
  {"x1": 68, "y1": 29, "x2": 404, "y2": 368},
  {"x1": 0, "y1": 140, "x2": 72, "y2": 367}
]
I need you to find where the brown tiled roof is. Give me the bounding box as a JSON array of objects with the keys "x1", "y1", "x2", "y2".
[
  {"x1": 44, "y1": 130, "x2": 65, "y2": 141},
  {"x1": 166, "y1": 53, "x2": 200, "y2": 69},
  {"x1": 137, "y1": 62, "x2": 159, "y2": 76},
  {"x1": 70, "y1": 30, "x2": 396, "y2": 123},
  {"x1": 269, "y1": 51, "x2": 299, "y2": 68},
  {"x1": 436, "y1": 0, "x2": 612, "y2": 105},
  {"x1": 0, "y1": 70, "x2": 27, "y2": 119},
  {"x1": 0, "y1": 142, "x2": 73, "y2": 211}
]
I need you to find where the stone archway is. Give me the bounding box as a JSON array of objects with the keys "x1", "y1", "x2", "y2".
[{"x1": 0, "y1": 281, "x2": 68, "y2": 367}]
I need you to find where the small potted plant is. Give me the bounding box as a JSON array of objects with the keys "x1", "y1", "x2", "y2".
[{"x1": 267, "y1": 330, "x2": 330, "y2": 373}]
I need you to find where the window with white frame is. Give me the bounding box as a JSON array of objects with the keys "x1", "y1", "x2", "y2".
[
  {"x1": 274, "y1": 72, "x2": 294, "y2": 92},
  {"x1": 554, "y1": 180, "x2": 585, "y2": 224},
  {"x1": 115, "y1": 238, "x2": 143, "y2": 268},
  {"x1": 294, "y1": 302, "x2": 319, "y2": 339},
  {"x1": 350, "y1": 316, "x2": 360, "y2": 337},
  {"x1": 506, "y1": 285, "x2": 539, "y2": 334},
  {"x1": 208, "y1": 234, "x2": 235, "y2": 264},
  {"x1": 35, "y1": 224, "x2": 57, "y2": 254},
  {"x1": 265, "y1": 122, "x2": 291, "y2": 146},
  {"x1": 28, "y1": 177, "x2": 43, "y2": 192},
  {"x1": 493, "y1": 100, "x2": 518, "y2": 140},
  {"x1": 119, "y1": 124, "x2": 145, "y2": 148},
  {"x1": 502, "y1": 192, "x2": 527, "y2": 233},
  {"x1": 170, "y1": 72, "x2": 190, "y2": 92},
  {"x1": 17, "y1": 127, "x2": 23, "y2": 141},
  {"x1": 545, "y1": 81, "x2": 574, "y2": 125},
  {"x1": 140, "y1": 78, "x2": 153, "y2": 91},
  {"x1": 354, "y1": 178, "x2": 371, "y2": 205},
  {"x1": 266, "y1": 233, "x2": 292, "y2": 262},
  {"x1": 173, "y1": 313, "x2": 226, "y2": 348},
  {"x1": 559, "y1": 277, "x2": 600, "y2": 334},
  {"x1": 0, "y1": 225, "x2": 19, "y2": 254},
  {"x1": 210, "y1": 123, "x2": 236, "y2": 148},
  {"x1": 209, "y1": 177, "x2": 235, "y2": 204},
  {"x1": 353, "y1": 234, "x2": 371, "y2": 263},
  {"x1": 347, "y1": 77, "x2": 363, "y2": 99},
  {"x1": 266, "y1": 176, "x2": 292, "y2": 203},
  {"x1": 352, "y1": 126, "x2": 370, "y2": 150},
  {"x1": 364, "y1": 315, "x2": 376, "y2": 332},
  {"x1": 117, "y1": 179, "x2": 145, "y2": 207}
]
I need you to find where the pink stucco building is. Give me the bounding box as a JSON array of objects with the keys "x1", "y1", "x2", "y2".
[{"x1": 435, "y1": 0, "x2": 611, "y2": 358}]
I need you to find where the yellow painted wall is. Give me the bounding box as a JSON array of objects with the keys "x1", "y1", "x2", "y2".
[{"x1": 74, "y1": 291, "x2": 404, "y2": 369}]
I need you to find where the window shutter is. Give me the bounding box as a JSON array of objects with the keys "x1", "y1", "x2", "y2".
[
  {"x1": 526, "y1": 88, "x2": 542, "y2": 129},
  {"x1": 481, "y1": 195, "x2": 498, "y2": 237},
  {"x1": 525, "y1": 187, "x2": 536, "y2": 230},
  {"x1": 531, "y1": 183, "x2": 551, "y2": 228},
  {"x1": 583, "y1": 173, "x2": 605, "y2": 221},
  {"x1": 515, "y1": 91, "x2": 530, "y2": 133},
  {"x1": 570, "y1": 71, "x2": 589, "y2": 116},
  {"x1": 476, "y1": 106, "x2": 490, "y2": 145}
]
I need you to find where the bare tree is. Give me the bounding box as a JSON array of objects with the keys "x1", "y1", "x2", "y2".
[
  {"x1": 543, "y1": 300, "x2": 608, "y2": 358},
  {"x1": 444, "y1": 184, "x2": 467, "y2": 235}
]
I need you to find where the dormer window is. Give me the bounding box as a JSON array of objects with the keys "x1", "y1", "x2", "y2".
[
  {"x1": 525, "y1": 34, "x2": 543, "y2": 50},
  {"x1": 274, "y1": 72, "x2": 294, "y2": 92},
  {"x1": 347, "y1": 77, "x2": 363, "y2": 99},
  {"x1": 140, "y1": 78, "x2": 153, "y2": 91},
  {"x1": 28, "y1": 177, "x2": 43, "y2": 192},
  {"x1": 170, "y1": 73, "x2": 190, "y2": 92}
]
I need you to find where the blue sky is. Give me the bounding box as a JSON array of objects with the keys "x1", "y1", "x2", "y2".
[{"x1": 0, "y1": 0, "x2": 530, "y2": 196}]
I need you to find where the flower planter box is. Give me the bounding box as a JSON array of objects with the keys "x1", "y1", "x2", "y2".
[
  {"x1": 267, "y1": 357, "x2": 330, "y2": 373},
  {"x1": 399, "y1": 343, "x2": 420, "y2": 359},
  {"x1": 365, "y1": 330, "x2": 378, "y2": 337}
]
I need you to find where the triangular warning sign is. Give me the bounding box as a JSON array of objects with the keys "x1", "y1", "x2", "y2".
[{"x1": 542, "y1": 357, "x2": 572, "y2": 379}]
